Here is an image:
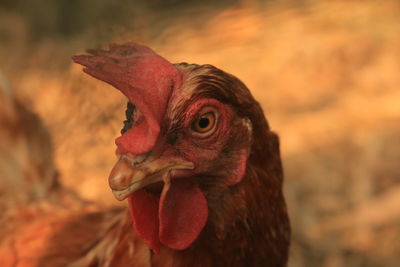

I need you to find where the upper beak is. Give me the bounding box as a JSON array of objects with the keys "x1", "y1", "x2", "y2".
[{"x1": 108, "y1": 154, "x2": 194, "y2": 201}]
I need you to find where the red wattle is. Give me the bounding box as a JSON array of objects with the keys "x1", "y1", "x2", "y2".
[
  {"x1": 128, "y1": 180, "x2": 208, "y2": 253},
  {"x1": 159, "y1": 179, "x2": 208, "y2": 250},
  {"x1": 128, "y1": 190, "x2": 161, "y2": 253}
]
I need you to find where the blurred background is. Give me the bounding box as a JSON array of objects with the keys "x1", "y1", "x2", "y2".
[{"x1": 1, "y1": 0, "x2": 399, "y2": 266}]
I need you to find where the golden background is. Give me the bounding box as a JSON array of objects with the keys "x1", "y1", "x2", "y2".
[{"x1": 1, "y1": 0, "x2": 399, "y2": 266}]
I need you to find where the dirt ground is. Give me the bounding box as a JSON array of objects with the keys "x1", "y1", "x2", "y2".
[{"x1": 1, "y1": 0, "x2": 399, "y2": 266}]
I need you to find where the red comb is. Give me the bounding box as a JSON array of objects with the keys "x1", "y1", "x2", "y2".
[{"x1": 72, "y1": 43, "x2": 182, "y2": 154}]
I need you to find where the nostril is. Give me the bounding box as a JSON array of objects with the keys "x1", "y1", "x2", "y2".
[{"x1": 133, "y1": 151, "x2": 151, "y2": 166}]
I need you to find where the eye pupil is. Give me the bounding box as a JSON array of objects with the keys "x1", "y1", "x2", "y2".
[
  {"x1": 191, "y1": 111, "x2": 217, "y2": 135},
  {"x1": 198, "y1": 117, "x2": 210, "y2": 128}
]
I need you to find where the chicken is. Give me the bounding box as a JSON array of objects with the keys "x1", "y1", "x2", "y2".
[
  {"x1": 0, "y1": 73, "x2": 58, "y2": 209},
  {"x1": 71, "y1": 43, "x2": 290, "y2": 266},
  {"x1": 0, "y1": 43, "x2": 290, "y2": 267}
]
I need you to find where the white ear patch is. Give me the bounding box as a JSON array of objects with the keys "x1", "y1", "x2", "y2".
[
  {"x1": 241, "y1": 117, "x2": 253, "y2": 145},
  {"x1": 241, "y1": 117, "x2": 253, "y2": 135}
]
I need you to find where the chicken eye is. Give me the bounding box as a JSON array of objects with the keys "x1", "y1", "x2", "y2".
[{"x1": 191, "y1": 112, "x2": 216, "y2": 135}]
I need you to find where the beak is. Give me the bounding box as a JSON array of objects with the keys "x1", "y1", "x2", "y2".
[{"x1": 109, "y1": 154, "x2": 194, "y2": 201}]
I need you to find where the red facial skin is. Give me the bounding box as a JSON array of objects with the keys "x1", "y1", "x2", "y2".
[
  {"x1": 165, "y1": 97, "x2": 248, "y2": 184},
  {"x1": 175, "y1": 98, "x2": 234, "y2": 174}
]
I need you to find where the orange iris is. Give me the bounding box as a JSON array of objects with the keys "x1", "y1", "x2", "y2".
[{"x1": 191, "y1": 112, "x2": 216, "y2": 134}]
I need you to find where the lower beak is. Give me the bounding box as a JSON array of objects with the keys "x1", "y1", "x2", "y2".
[{"x1": 108, "y1": 154, "x2": 194, "y2": 201}]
